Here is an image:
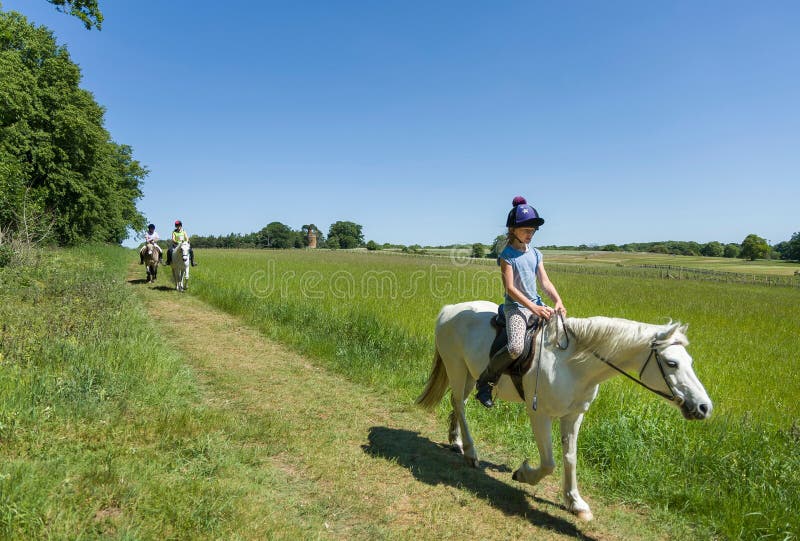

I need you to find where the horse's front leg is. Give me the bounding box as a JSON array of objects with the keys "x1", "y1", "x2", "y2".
[
  {"x1": 512, "y1": 412, "x2": 555, "y2": 485},
  {"x1": 560, "y1": 413, "x2": 592, "y2": 521}
]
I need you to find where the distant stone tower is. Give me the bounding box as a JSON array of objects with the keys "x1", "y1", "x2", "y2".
[{"x1": 307, "y1": 227, "x2": 317, "y2": 249}]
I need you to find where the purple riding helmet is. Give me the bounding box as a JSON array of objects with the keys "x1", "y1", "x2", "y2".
[{"x1": 506, "y1": 196, "x2": 545, "y2": 228}]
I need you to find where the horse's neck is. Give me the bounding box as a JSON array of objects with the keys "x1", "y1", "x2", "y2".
[{"x1": 566, "y1": 317, "x2": 653, "y2": 384}]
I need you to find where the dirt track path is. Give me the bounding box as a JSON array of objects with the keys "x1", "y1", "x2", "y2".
[{"x1": 132, "y1": 270, "x2": 654, "y2": 540}]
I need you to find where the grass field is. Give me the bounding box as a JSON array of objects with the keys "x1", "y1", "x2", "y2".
[
  {"x1": 1, "y1": 246, "x2": 797, "y2": 538},
  {"x1": 0, "y1": 246, "x2": 322, "y2": 538},
  {"x1": 382, "y1": 246, "x2": 799, "y2": 274},
  {"x1": 189, "y1": 248, "x2": 800, "y2": 540}
]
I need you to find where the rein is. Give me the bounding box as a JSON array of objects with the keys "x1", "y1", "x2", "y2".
[
  {"x1": 530, "y1": 314, "x2": 680, "y2": 409},
  {"x1": 531, "y1": 312, "x2": 570, "y2": 411},
  {"x1": 589, "y1": 343, "x2": 680, "y2": 403}
]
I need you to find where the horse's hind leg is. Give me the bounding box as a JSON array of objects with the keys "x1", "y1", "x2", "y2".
[
  {"x1": 449, "y1": 368, "x2": 479, "y2": 468},
  {"x1": 447, "y1": 407, "x2": 462, "y2": 453}
]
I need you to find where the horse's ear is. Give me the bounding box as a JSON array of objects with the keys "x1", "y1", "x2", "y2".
[{"x1": 656, "y1": 322, "x2": 681, "y2": 342}]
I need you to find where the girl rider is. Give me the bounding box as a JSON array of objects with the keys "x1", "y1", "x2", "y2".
[
  {"x1": 475, "y1": 196, "x2": 567, "y2": 408},
  {"x1": 165, "y1": 220, "x2": 197, "y2": 266},
  {"x1": 139, "y1": 223, "x2": 163, "y2": 264}
]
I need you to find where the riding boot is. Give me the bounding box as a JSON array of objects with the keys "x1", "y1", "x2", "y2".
[
  {"x1": 165, "y1": 248, "x2": 172, "y2": 266},
  {"x1": 475, "y1": 347, "x2": 517, "y2": 408},
  {"x1": 190, "y1": 248, "x2": 197, "y2": 266}
]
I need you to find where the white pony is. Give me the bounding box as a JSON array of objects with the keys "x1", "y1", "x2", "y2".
[
  {"x1": 416, "y1": 301, "x2": 712, "y2": 521},
  {"x1": 171, "y1": 241, "x2": 190, "y2": 291}
]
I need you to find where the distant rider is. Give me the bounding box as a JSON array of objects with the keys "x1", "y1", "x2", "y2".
[
  {"x1": 165, "y1": 219, "x2": 197, "y2": 266},
  {"x1": 139, "y1": 223, "x2": 163, "y2": 264}
]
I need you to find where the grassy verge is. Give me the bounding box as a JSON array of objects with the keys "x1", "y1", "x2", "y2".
[
  {"x1": 189, "y1": 249, "x2": 799, "y2": 540},
  {"x1": 0, "y1": 245, "x2": 306, "y2": 538}
]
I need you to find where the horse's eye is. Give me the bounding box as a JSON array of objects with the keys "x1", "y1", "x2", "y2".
[{"x1": 666, "y1": 360, "x2": 678, "y2": 368}]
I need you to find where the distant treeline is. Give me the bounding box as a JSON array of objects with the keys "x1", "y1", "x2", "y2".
[
  {"x1": 191, "y1": 221, "x2": 364, "y2": 250},
  {"x1": 190, "y1": 224, "x2": 800, "y2": 263},
  {"x1": 539, "y1": 240, "x2": 744, "y2": 257},
  {"x1": 539, "y1": 237, "x2": 800, "y2": 261}
]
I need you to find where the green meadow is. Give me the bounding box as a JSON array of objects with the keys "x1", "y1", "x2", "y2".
[
  {"x1": 0, "y1": 247, "x2": 306, "y2": 538},
  {"x1": 190, "y1": 249, "x2": 800, "y2": 540}
]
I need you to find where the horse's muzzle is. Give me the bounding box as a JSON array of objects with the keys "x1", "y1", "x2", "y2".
[{"x1": 681, "y1": 400, "x2": 712, "y2": 420}]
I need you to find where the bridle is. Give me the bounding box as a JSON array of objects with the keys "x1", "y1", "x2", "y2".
[
  {"x1": 589, "y1": 340, "x2": 682, "y2": 404},
  {"x1": 530, "y1": 313, "x2": 682, "y2": 410}
]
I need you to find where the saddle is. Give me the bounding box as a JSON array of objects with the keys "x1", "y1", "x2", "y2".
[{"x1": 489, "y1": 304, "x2": 540, "y2": 401}]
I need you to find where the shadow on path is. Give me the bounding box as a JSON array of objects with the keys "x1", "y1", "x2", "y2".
[
  {"x1": 362, "y1": 426, "x2": 596, "y2": 540},
  {"x1": 126, "y1": 277, "x2": 174, "y2": 292},
  {"x1": 151, "y1": 285, "x2": 176, "y2": 292}
]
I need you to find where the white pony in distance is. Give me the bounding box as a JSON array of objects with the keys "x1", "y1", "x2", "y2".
[
  {"x1": 171, "y1": 241, "x2": 191, "y2": 291},
  {"x1": 416, "y1": 300, "x2": 712, "y2": 521}
]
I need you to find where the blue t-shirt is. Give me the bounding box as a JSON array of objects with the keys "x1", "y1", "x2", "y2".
[{"x1": 498, "y1": 244, "x2": 543, "y2": 309}]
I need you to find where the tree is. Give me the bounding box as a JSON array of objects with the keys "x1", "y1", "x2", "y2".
[
  {"x1": 45, "y1": 0, "x2": 103, "y2": 30},
  {"x1": 328, "y1": 221, "x2": 363, "y2": 249},
  {"x1": 488, "y1": 235, "x2": 506, "y2": 259},
  {"x1": 779, "y1": 232, "x2": 800, "y2": 261},
  {"x1": 723, "y1": 243, "x2": 740, "y2": 258},
  {"x1": 257, "y1": 222, "x2": 293, "y2": 248},
  {"x1": 700, "y1": 241, "x2": 724, "y2": 257},
  {"x1": 739, "y1": 234, "x2": 769, "y2": 261},
  {"x1": 471, "y1": 243, "x2": 486, "y2": 258},
  {"x1": 366, "y1": 240, "x2": 379, "y2": 251},
  {"x1": 0, "y1": 11, "x2": 145, "y2": 244}
]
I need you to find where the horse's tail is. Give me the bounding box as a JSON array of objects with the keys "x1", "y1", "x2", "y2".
[{"x1": 415, "y1": 348, "x2": 449, "y2": 410}]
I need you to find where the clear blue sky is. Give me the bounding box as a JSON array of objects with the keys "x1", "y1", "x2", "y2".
[{"x1": 4, "y1": 0, "x2": 799, "y2": 248}]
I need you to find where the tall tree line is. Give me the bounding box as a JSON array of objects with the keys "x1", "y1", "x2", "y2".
[{"x1": 0, "y1": 7, "x2": 146, "y2": 246}]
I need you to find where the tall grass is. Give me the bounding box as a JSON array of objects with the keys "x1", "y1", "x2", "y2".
[
  {"x1": 0, "y1": 245, "x2": 300, "y2": 538},
  {"x1": 190, "y1": 249, "x2": 799, "y2": 540}
]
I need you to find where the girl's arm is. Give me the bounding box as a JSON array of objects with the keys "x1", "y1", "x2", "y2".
[
  {"x1": 500, "y1": 260, "x2": 554, "y2": 320},
  {"x1": 537, "y1": 262, "x2": 566, "y2": 316}
]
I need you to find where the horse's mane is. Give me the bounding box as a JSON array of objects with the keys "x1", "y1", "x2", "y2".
[{"x1": 564, "y1": 316, "x2": 688, "y2": 358}]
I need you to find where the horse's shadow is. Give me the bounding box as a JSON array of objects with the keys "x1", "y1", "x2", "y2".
[
  {"x1": 362, "y1": 426, "x2": 596, "y2": 540},
  {"x1": 126, "y1": 277, "x2": 175, "y2": 292},
  {"x1": 152, "y1": 285, "x2": 175, "y2": 292}
]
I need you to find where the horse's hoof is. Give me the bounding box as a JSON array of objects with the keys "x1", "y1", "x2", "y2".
[
  {"x1": 465, "y1": 456, "x2": 479, "y2": 468},
  {"x1": 512, "y1": 469, "x2": 520, "y2": 481},
  {"x1": 450, "y1": 444, "x2": 463, "y2": 455},
  {"x1": 576, "y1": 510, "x2": 593, "y2": 521}
]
